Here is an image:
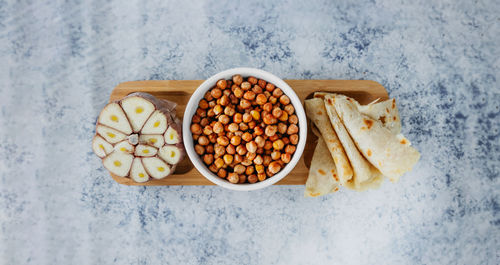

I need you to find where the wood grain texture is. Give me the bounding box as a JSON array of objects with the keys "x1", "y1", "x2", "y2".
[{"x1": 108, "y1": 80, "x2": 388, "y2": 186}]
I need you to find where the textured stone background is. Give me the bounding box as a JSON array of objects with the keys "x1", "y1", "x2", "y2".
[{"x1": 0, "y1": 0, "x2": 499, "y2": 264}]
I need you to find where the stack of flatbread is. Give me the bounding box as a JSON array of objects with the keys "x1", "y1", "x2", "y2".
[{"x1": 304, "y1": 93, "x2": 420, "y2": 197}]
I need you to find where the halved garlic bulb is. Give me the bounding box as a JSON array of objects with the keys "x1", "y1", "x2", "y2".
[{"x1": 92, "y1": 92, "x2": 184, "y2": 182}]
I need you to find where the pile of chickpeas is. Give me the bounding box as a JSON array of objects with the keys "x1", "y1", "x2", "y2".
[{"x1": 191, "y1": 75, "x2": 299, "y2": 184}]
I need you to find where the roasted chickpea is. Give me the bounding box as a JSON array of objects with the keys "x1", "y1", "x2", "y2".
[
  {"x1": 240, "y1": 99, "x2": 251, "y2": 109},
  {"x1": 263, "y1": 102, "x2": 273, "y2": 112},
  {"x1": 198, "y1": 135, "x2": 209, "y2": 145},
  {"x1": 265, "y1": 125, "x2": 278, "y2": 136},
  {"x1": 228, "y1": 123, "x2": 239, "y2": 132},
  {"x1": 284, "y1": 104, "x2": 295, "y2": 115},
  {"x1": 234, "y1": 154, "x2": 243, "y2": 164},
  {"x1": 211, "y1": 88, "x2": 222, "y2": 98},
  {"x1": 196, "y1": 108, "x2": 206, "y2": 118},
  {"x1": 199, "y1": 99, "x2": 209, "y2": 109},
  {"x1": 214, "y1": 144, "x2": 226, "y2": 156},
  {"x1": 232, "y1": 113, "x2": 242, "y2": 123},
  {"x1": 241, "y1": 113, "x2": 251, "y2": 123},
  {"x1": 246, "y1": 141, "x2": 258, "y2": 153},
  {"x1": 236, "y1": 145, "x2": 247, "y2": 155},
  {"x1": 227, "y1": 172, "x2": 239, "y2": 183},
  {"x1": 253, "y1": 126, "x2": 264, "y2": 136},
  {"x1": 242, "y1": 132, "x2": 253, "y2": 142},
  {"x1": 203, "y1": 154, "x2": 214, "y2": 165},
  {"x1": 224, "y1": 106, "x2": 235, "y2": 117},
  {"x1": 191, "y1": 123, "x2": 202, "y2": 135},
  {"x1": 290, "y1": 134, "x2": 299, "y2": 145},
  {"x1": 218, "y1": 168, "x2": 227, "y2": 178},
  {"x1": 271, "y1": 150, "x2": 281, "y2": 160},
  {"x1": 193, "y1": 134, "x2": 200, "y2": 141},
  {"x1": 213, "y1": 122, "x2": 224, "y2": 134},
  {"x1": 277, "y1": 123, "x2": 287, "y2": 134},
  {"x1": 216, "y1": 79, "x2": 227, "y2": 89},
  {"x1": 204, "y1": 91, "x2": 214, "y2": 101},
  {"x1": 254, "y1": 155, "x2": 263, "y2": 165},
  {"x1": 239, "y1": 122, "x2": 249, "y2": 131},
  {"x1": 268, "y1": 161, "x2": 281, "y2": 174},
  {"x1": 214, "y1": 158, "x2": 224, "y2": 168},
  {"x1": 213, "y1": 104, "x2": 223, "y2": 115},
  {"x1": 203, "y1": 125, "x2": 213, "y2": 135},
  {"x1": 264, "y1": 140, "x2": 273, "y2": 150},
  {"x1": 238, "y1": 174, "x2": 247, "y2": 184},
  {"x1": 279, "y1": 95, "x2": 290, "y2": 105},
  {"x1": 248, "y1": 120, "x2": 257, "y2": 129},
  {"x1": 192, "y1": 114, "x2": 201, "y2": 124},
  {"x1": 278, "y1": 111, "x2": 288, "y2": 122},
  {"x1": 263, "y1": 114, "x2": 277, "y2": 125},
  {"x1": 256, "y1": 147, "x2": 264, "y2": 154},
  {"x1": 226, "y1": 144, "x2": 236, "y2": 155},
  {"x1": 265, "y1": 83, "x2": 275, "y2": 92},
  {"x1": 248, "y1": 174, "x2": 258, "y2": 183},
  {"x1": 258, "y1": 80, "x2": 267, "y2": 89},
  {"x1": 263, "y1": 155, "x2": 272, "y2": 166},
  {"x1": 268, "y1": 134, "x2": 279, "y2": 141},
  {"x1": 245, "y1": 166, "x2": 255, "y2": 175},
  {"x1": 223, "y1": 154, "x2": 233, "y2": 164},
  {"x1": 209, "y1": 164, "x2": 218, "y2": 173},
  {"x1": 289, "y1": 114, "x2": 298, "y2": 124},
  {"x1": 252, "y1": 85, "x2": 263, "y2": 94},
  {"x1": 249, "y1": 110, "x2": 260, "y2": 121},
  {"x1": 246, "y1": 152, "x2": 256, "y2": 161},
  {"x1": 255, "y1": 136, "x2": 265, "y2": 148},
  {"x1": 243, "y1": 91, "x2": 256, "y2": 100},
  {"x1": 248, "y1": 76, "x2": 257, "y2": 85},
  {"x1": 272, "y1": 88, "x2": 283, "y2": 97},
  {"x1": 208, "y1": 133, "x2": 217, "y2": 143},
  {"x1": 255, "y1": 164, "x2": 265, "y2": 174},
  {"x1": 287, "y1": 124, "x2": 299, "y2": 135},
  {"x1": 217, "y1": 136, "x2": 229, "y2": 146},
  {"x1": 272, "y1": 107, "x2": 283, "y2": 119},
  {"x1": 220, "y1": 95, "x2": 230, "y2": 106},
  {"x1": 273, "y1": 139, "x2": 285, "y2": 150},
  {"x1": 230, "y1": 94, "x2": 239, "y2": 104},
  {"x1": 208, "y1": 100, "x2": 216, "y2": 108},
  {"x1": 257, "y1": 173, "x2": 266, "y2": 181},
  {"x1": 218, "y1": 114, "x2": 230, "y2": 124},
  {"x1": 282, "y1": 137, "x2": 290, "y2": 145},
  {"x1": 207, "y1": 108, "x2": 215, "y2": 117},
  {"x1": 234, "y1": 164, "x2": 246, "y2": 174},
  {"x1": 281, "y1": 153, "x2": 291, "y2": 163},
  {"x1": 269, "y1": 96, "x2": 277, "y2": 104},
  {"x1": 232, "y1": 74, "x2": 243, "y2": 85},
  {"x1": 195, "y1": 144, "x2": 205, "y2": 155},
  {"x1": 234, "y1": 86, "x2": 244, "y2": 98},
  {"x1": 241, "y1": 81, "x2": 251, "y2": 90},
  {"x1": 285, "y1": 145, "x2": 296, "y2": 154},
  {"x1": 256, "y1": 94, "x2": 267, "y2": 105},
  {"x1": 229, "y1": 135, "x2": 241, "y2": 146},
  {"x1": 223, "y1": 89, "x2": 231, "y2": 97},
  {"x1": 206, "y1": 144, "x2": 214, "y2": 153}
]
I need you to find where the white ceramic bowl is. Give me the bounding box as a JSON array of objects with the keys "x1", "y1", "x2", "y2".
[{"x1": 183, "y1": 68, "x2": 307, "y2": 191}]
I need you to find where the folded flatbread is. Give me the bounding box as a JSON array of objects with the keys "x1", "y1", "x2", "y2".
[
  {"x1": 356, "y1": 98, "x2": 401, "y2": 135},
  {"x1": 333, "y1": 95, "x2": 420, "y2": 181},
  {"x1": 320, "y1": 94, "x2": 384, "y2": 191},
  {"x1": 305, "y1": 137, "x2": 340, "y2": 197},
  {"x1": 305, "y1": 98, "x2": 353, "y2": 184}
]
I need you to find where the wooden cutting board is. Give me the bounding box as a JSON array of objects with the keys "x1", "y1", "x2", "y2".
[{"x1": 108, "y1": 80, "x2": 388, "y2": 186}]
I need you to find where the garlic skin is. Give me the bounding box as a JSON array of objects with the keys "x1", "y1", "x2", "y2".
[{"x1": 92, "y1": 92, "x2": 184, "y2": 182}]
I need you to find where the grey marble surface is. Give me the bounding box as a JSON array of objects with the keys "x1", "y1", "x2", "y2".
[{"x1": 0, "y1": 0, "x2": 499, "y2": 264}]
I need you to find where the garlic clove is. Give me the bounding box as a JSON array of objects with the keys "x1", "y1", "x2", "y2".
[
  {"x1": 102, "y1": 151, "x2": 134, "y2": 177},
  {"x1": 164, "y1": 126, "x2": 181, "y2": 144},
  {"x1": 114, "y1": 140, "x2": 135, "y2": 154},
  {"x1": 142, "y1": 157, "x2": 170, "y2": 179},
  {"x1": 130, "y1": 158, "x2": 150, "y2": 183},
  {"x1": 96, "y1": 125, "x2": 127, "y2": 144},
  {"x1": 134, "y1": 144, "x2": 158, "y2": 157},
  {"x1": 121, "y1": 96, "x2": 155, "y2": 132},
  {"x1": 98, "y1": 103, "x2": 132, "y2": 135},
  {"x1": 141, "y1": 111, "x2": 168, "y2": 134},
  {"x1": 159, "y1": 145, "x2": 182, "y2": 165},
  {"x1": 92, "y1": 135, "x2": 114, "y2": 158},
  {"x1": 139, "y1": 134, "x2": 165, "y2": 148}
]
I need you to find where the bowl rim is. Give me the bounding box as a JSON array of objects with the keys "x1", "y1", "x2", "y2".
[{"x1": 182, "y1": 67, "x2": 307, "y2": 191}]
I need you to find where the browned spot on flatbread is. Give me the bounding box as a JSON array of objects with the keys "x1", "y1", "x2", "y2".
[
  {"x1": 379, "y1": 115, "x2": 386, "y2": 124},
  {"x1": 310, "y1": 192, "x2": 320, "y2": 197},
  {"x1": 400, "y1": 139, "x2": 408, "y2": 144},
  {"x1": 392, "y1": 99, "x2": 396, "y2": 109},
  {"x1": 334, "y1": 187, "x2": 339, "y2": 192},
  {"x1": 317, "y1": 111, "x2": 323, "y2": 115},
  {"x1": 347, "y1": 98, "x2": 353, "y2": 102},
  {"x1": 393, "y1": 116, "x2": 397, "y2": 121},
  {"x1": 363, "y1": 119, "x2": 374, "y2": 129},
  {"x1": 367, "y1": 149, "x2": 372, "y2": 156},
  {"x1": 318, "y1": 169, "x2": 326, "y2": 175},
  {"x1": 314, "y1": 94, "x2": 325, "y2": 99},
  {"x1": 386, "y1": 108, "x2": 390, "y2": 113},
  {"x1": 361, "y1": 126, "x2": 367, "y2": 130},
  {"x1": 327, "y1": 98, "x2": 333, "y2": 105},
  {"x1": 331, "y1": 170, "x2": 339, "y2": 181}
]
